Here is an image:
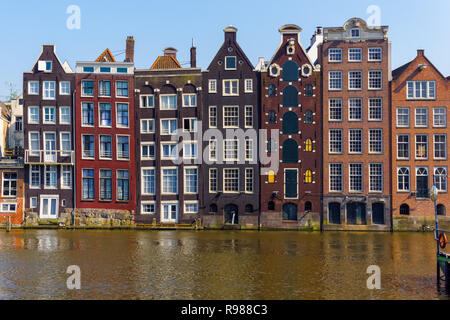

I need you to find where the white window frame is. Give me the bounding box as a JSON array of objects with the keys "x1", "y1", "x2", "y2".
[
  {"x1": 116, "y1": 135, "x2": 130, "y2": 160},
  {"x1": 223, "y1": 168, "x2": 239, "y2": 193},
  {"x1": 140, "y1": 119, "x2": 155, "y2": 134},
  {"x1": 368, "y1": 98, "x2": 383, "y2": 121},
  {"x1": 397, "y1": 134, "x2": 410, "y2": 160},
  {"x1": 208, "y1": 79, "x2": 217, "y2": 93},
  {"x1": 160, "y1": 94, "x2": 177, "y2": 110},
  {"x1": 369, "y1": 163, "x2": 383, "y2": 193},
  {"x1": 141, "y1": 201, "x2": 156, "y2": 214},
  {"x1": 222, "y1": 79, "x2": 239, "y2": 96},
  {"x1": 209, "y1": 168, "x2": 218, "y2": 193},
  {"x1": 223, "y1": 106, "x2": 239, "y2": 128},
  {"x1": 433, "y1": 107, "x2": 447, "y2": 127},
  {"x1": 161, "y1": 167, "x2": 178, "y2": 195},
  {"x1": 328, "y1": 48, "x2": 342, "y2": 62},
  {"x1": 245, "y1": 105, "x2": 253, "y2": 128},
  {"x1": 209, "y1": 106, "x2": 217, "y2": 128},
  {"x1": 182, "y1": 93, "x2": 197, "y2": 107},
  {"x1": 42, "y1": 81, "x2": 56, "y2": 100},
  {"x1": 368, "y1": 70, "x2": 383, "y2": 90},
  {"x1": 348, "y1": 98, "x2": 363, "y2": 121},
  {"x1": 368, "y1": 129, "x2": 383, "y2": 154},
  {"x1": 397, "y1": 167, "x2": 410, "y2": 192},
  {"x1": 183, "y1": 166, "x2": 198, "y2": 194},
  {"x1": 434, "y1": 134, "x2": 447, "y2": 160},
  {"x1": 349, "y1": 163, "x2": 363, "y2": 193},
  {"x1": 183, "y1": 141, "x2": 198, "y2": 160},
  {"x1": 59, "y1": 81, "x2": 71, "y2": 95},
  {"x1": 244, "y1": 79, "x2": 253, "y2": 93},
  {"x1": 43, "y1": 106, "x2": 56, "y2": 124},
  {"x1": 61, "y1": 165, "x2": 72, "y2": 189},
  {"x1": 396, "y1": 108, "x2": 410, "y2": 127},
  {"x1": 140, "y1": 94, "x2": 154, "y2": 108},
  {"x1": 368, "y1": 48, "x2": 382, "y2": 61},
  {"x1": 328, "y1": 129, "x2": 343, "y2": 154},
  {"x1": 184, "y1": 201, "x2": 199, "y2": 214},
  {"x1": 348, "y1": 70, "x2": 362, "y2": 90},
  {"x1": 223, "y1": 139, "x2": 239, "y2": 161},
  {"x1": 328, "y1": 98, "x2": 343, "y2": 121},
  {"x1": 161, "y1": 142, "x2": 177, "y2": 160},
  {"x1": 328, "y1": 71, "x2": 342, "y2": 90},
  {"x1": 28, "y1": 106, "x2": 39, "y2": 124},
  {"x1": 28, "y1": 81, "x2": 39, "y2": 95},
  {"x1": 329, "y1": 163, "x2": 343, "y2": 192},
  {"x1": 141, "y1": 167, "x2": 156, "y2": 195},
  {"x1": 348, "y1": 48, "x2": 362, "y2": 62},
  {"x1": 415, "y1": 107, "x2": 428, "y2": 128},
  {"x1": 141, "y1": 142, "x2": 155, "y2": 160},
  {"x1": 160, "y1": 119, "x2": 177, "y2": 135},
  {"x1": 415, "y1": 134, "x2": 428, "y2": 160},
  {"x1": 224, "y1": 56, "x2": 237, "y2": 70},
  {"x1": 348, "y1": 129, "x2": 363, "y2": 154}
]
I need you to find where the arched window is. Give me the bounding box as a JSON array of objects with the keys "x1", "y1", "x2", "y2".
[
  {"x1": 282, "y1": 61, "x2": 299, "y2": 82},
  {"x1": 209, "y1": 204, "x2": 218, "y2": 213},
  {"x1": 268, "y1": 110, "x2": 277, "y2": 124},
  {"x1": 305, "y1": 170, "x2": 312, "y2": 183},
  {"x1": 268, "y1": 84, "x2": 276, "y2": 97},
  {"x1": 282, "y1": 203, "x2": 298, "y2": 221},
  {"x1": 399, "y1": 204, "x2": 410, "y2": 215},
  {"x1": 282, "y1": 85, "x2": 298, "y2": 108},
  {"x1": 282, "y1": 111, "x2": 298, "y2": 134},
  {"x1": 305, "y1": 110, "x2": 313, "y2": 124},
  {"x1": 305, "y1": 138, "x2": 313, "y2": 152},
  {"x1": 268, "y1": 201, "x2": 275, "y2": 211},
  {"x1": 245, "y1": 204, "x2": 253, "y2": 213},
  {"x1": 268, "y1": 170, "x2": 275, "y2": 183},
  {"x1": 282, "y1": 139, "x2": 298, "y2": 163},
  {"x1": 305, "y1": 84, "x2": 313, "y2": 97},
  {"x1": 305, "y1": 201, "x2": 312, "y2": 212},
  {"x1": 437, "y1": 204, "x2": 446, "y2": 216}
]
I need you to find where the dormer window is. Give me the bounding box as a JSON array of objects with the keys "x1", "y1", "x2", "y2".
[
  {"x1": 351, "y1": 28, "x2": 360, "y2": 38},
  {"x1": 225, "y1": 56, "x2": 237, "y2": 70},
  {"x1": 38, "y1": 61, "x2": 52, "y2": 72}
]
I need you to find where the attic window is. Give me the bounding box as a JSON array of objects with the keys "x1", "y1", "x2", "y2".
[
  {"x1": 100, "y1": 67, "x2": 111, "y2": 73},
  {"x1": 351, "y1": 28, "x2": 360, "y2": 38},
  {"x1": 225, "y1": 56, "x2": 236, "y2": 70},
  {"x1": 117, "y1": 68, "x2": 128, "y2": 73},
  {"x1": 83, "y1": 66, "x2": 94, "y2": 73},
  {"x1": 38, "y1": 61, "x2": 52, "y2": 72}
]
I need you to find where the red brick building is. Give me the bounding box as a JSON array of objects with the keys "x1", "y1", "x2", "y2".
[
  {"x1": 74, "y1": 38, "x2": 136, "y2": 216},
  {"x1": 259, "y1": 24, "x2": 321, "y2": 229},
  {"x1": 319, "y1": 18, "x2": 392, "y2": 231},
  {"x1": 391, "y1": 49, "x2": 450, "y2": 229},
  {"x1": 0, "y1": 159, "x2": 24, "y2": 226}
]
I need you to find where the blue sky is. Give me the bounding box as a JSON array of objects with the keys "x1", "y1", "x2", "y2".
[{"x1": 0, "y1": 0, "x2": 448, "y2": 100}]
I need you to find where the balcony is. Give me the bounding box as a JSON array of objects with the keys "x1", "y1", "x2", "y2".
[{"x1": 25, "y1": 150, "x2": 75, "y2": 165}]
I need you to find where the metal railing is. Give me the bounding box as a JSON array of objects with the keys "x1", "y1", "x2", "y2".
[{"x1": 25, "y1": 150, "x2": 75, "y2": 165}]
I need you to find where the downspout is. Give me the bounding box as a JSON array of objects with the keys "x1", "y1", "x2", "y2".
[{"x1": 71, "y1": 86, "x2": 76, "y2": 226}]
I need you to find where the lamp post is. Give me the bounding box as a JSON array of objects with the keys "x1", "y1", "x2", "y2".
[{"x1": 430, "y1": 183, "x2": 439, "y2": 255}]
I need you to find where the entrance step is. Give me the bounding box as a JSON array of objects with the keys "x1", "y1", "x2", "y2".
[{"x1": 223, "y1": 224, "x2": 241, "y2": 230}]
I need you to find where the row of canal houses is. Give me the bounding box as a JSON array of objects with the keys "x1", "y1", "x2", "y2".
[{"x1": 1, "y1": 17, "x2": 448, "y2": 231}]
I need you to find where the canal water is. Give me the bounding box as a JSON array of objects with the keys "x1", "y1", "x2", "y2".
[{"x1": 0, "y1": 230, "x2": 447, "y2": 300}]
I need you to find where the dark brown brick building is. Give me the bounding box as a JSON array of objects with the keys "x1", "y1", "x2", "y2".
[
  {"x1": 134, "y1": 46, "x2": 202, "y2": 225},
  {"x1": 259, "y1": 24, "x2": 321, "y2": 229},
  {"x1": 391, "y1": 49, "x2": 450, "y2": 230},
  {"x1": 23, "y1": 45, "x2": 75, "y2": 219},
  {"x1": 319, "y1": 18, "x2": 392, "y2": 231},
  {"x1": 201, "y1": 26, "x2": 259, "y2": 229}
]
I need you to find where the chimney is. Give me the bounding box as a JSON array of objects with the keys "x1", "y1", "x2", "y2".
[
  {"x1": 417, "y1": 49, "x2": 424, "y2": 56},
  {"x1": 164, "y1": 47, "x2": 177, "y2": 59},
  {"x1": 125, "y1": 36, "x2": 135, "y2": 62},
  {"x1": 224, "y1": 25, "x2": 237, "y2": 42},
  {"x1": 190, "y1": 42, "x2": 197, "y2": 68},
  {"x1": 316, "y1": 26, "x2": 322, "y2": 35}
]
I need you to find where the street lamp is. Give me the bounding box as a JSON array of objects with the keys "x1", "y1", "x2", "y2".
[{"x1": 430, "y1": 182, "x2": 440, "y2": 255}]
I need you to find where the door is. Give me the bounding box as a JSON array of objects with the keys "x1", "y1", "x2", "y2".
[
  {"x1": 224, "y1": 204, "x2": 239, "y2": 224},
  {"x1": 161, "y1": 203, "x2": 178, "y2": 223},
  {"x1": 347, "y1": 202, "x2": 366, "y2": 225},
  {"x1": 328, "y1": 202, "x2": 341, "y2": 224},
  {"x1": 372, "y1": 203, "x2": 385, "y2": 225},
  {"x1": 282, "y1": 203, "x2": 298, "y2": 221},
  {"x1": 416, "y1": 168, "x2": 428, "y2": 198},
  {"x1": 40, "y1": 197, "x2": 58, "y2": 219},
  {"x1": 44, "y1": 132, "x2": 56, "y2": 162}
]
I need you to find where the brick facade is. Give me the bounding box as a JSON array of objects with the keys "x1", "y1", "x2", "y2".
[
  {"x1": 319, "y1": 18, "x2": 392, "y2": 231},
  {"x1": 391, "y1": 49, "x2": 450, "y2": 228}
]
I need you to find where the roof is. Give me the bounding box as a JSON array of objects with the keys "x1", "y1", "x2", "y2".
[
  {"x1": 392, "y1": 61, "x2": 412, "y2": 80},
  {"x1": 0, "y1": 102, "x2": 10, "y2": 121},
  {"x1": 150, "y1": 55, "x2": 182, "y2": 70},
  {"x1": 95, "y1": 49, "x2": 116, "y2": 62}
]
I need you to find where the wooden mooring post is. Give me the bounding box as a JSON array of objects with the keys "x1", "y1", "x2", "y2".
[{"x1": 6, "y1": 216, "x2": 11, "y2": 232}]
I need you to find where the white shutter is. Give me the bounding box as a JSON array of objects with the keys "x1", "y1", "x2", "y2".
[{"x1": 38, "y1": 61, "x2": 46, "y2": 71}]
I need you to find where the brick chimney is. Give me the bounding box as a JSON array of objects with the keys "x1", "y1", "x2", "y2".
[
  {"x1": 417, "y1": 49, "x2": 424, "y2": 56},
  {"x1": 164, "y1": 47, "x2": 177, "y2": 59},
  {"x1": 190, "y1": 43, "x2": 196, "y2": 68},
  {"x1": 125, "y1": 36, "x2": 135, "y2": 62},
  {"x1": 224, "y1": 25, "x2": 237, "y2": 42}
]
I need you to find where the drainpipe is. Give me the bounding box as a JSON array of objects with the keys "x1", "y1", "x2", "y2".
[{"x1": 71, "y1": 86, "x2": 76, "y2": 225}]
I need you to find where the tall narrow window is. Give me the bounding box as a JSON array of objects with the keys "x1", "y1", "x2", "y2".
[
  {"x1": 304, "y1": 169, "x2": 312, "y2": 184},
  {"x1": 61, "y1": 166, "x2": 72, "y2": 188},
  {"x1": 117, "y1": 170, "x2": 129, "y2": 201},
  {"x1": 209, "y1": 106, "x2": 217, "y2": 128},
  {"x1": 116, "y1": 104, "x2": 129, "y2": 128},
  {"x1": 369, "y1": 163, "x2": 383, "y2": 192},
  {"x1": 305, "y1": 138, "x2": 313, "y2": 152},
  {"x1": 100, "y1": 169, "x2": 112, "y2": 200},
  {"x1": 209, "y1": 169, "x2": 218, "y2": 193},
  {"x1": 415, "y1": 134, "x2": 428, "y2": 159},
  {"x1": 397, "y1": 167, "x2": 410, "y2": 191},
  {"x1": 82, "y1": 102, "x2": 94, "y2": 126},
  {"x1": 184, "y1": 168, "x2": 198, "y2": 194},
  {"x1": 245, "y1": 168, "x2": 254, "y2": 193},
  {"x1": 117, "y1": 136, "x2": 130, "y2": 160},
  {"x1": 142, "y1": 169, "x2": 155, "y2": 195},
  {"x1": 116, "y1": 81, "x2": 129, "y2": 97},
  {"x1": 245, "y1": 106, "x2": 253, "y2": 128},
  {"x1": 349, "y1": 163, "x2": 363, "y2": 192},
  {"x1": 99, "y1": 103, "x2": 112, "y2": 127}
]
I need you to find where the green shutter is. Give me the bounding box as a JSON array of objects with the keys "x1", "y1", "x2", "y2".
[
  {"x1": 282, "y1": 85, "x2": 298, "y2": 107},
  {"x1": 282, "y1": 111, "x2": 298, "y2": 134}
]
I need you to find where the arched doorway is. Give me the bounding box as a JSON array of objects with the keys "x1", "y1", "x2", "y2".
[
  {"x1": 347, "y1": 202, "x2": 366, "y2": 225},
  {"x1": 282, "y1": 203, "x2": 298, "y2": 221},
  {"x1": 224, "y1": 204, "x2": 239, "y2": 224},
  {"x1": 372, "y1": 202, "x2": 385, "y2": 225}
]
